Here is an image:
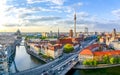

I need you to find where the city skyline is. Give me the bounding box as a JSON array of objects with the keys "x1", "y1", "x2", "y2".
[{"x1": 0, "y1": 0, "x2": 120, "y2": 32}]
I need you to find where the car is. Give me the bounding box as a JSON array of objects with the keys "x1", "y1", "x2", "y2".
[
  {"x1": 58, "y1": 71, "x2": 61, "y2": 74},
  {"x1": 41, "y1": 72, "x2": 48, "y2": 75},
  {"x1": 68, "y1": 63, "x2": 71, "y2": 65},
  {"x1": 72, "y1": 58, "x2": 75, "y2": 61},
  {"x1": 51, "y1": 65, "x2": 54, "y2": 67},
  {"x1": 57, "y1": 67, "x2": 61, "y2": 71},
  {"x1": 61, "y1": 67, "x2": 64, "y2": 70}
]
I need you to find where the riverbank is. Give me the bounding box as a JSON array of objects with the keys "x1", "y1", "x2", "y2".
[
  {"x1": 74, "y1": 63, "x2": 120, "y2": 69},
  {"x1": 25, "y1": 42, "x2": 53, "y2": 63}
]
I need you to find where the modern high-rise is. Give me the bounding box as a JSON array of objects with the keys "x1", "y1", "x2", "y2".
[
  {"x1": 84, "y1": 27, "x2": 88, "y2": 34},
  {"x1": 112, "y1": 28, "x2": 116, "y2": 38},
  {"x1": 50, "y1": 31, "x2": 53, "y2": 37},
  {"x1": 69, "y1": 29, "x2": 73, "y2": 37}
]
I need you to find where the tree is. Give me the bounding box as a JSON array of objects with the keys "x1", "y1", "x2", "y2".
[
  {"x1": 83, "y1": 60, "x2": 88, "y2": 65},
  {"x1": 25, "y1": 36, "x2": 30, "y2": 41},
  {"x1": 40, "y1": 36, "x2": 46, "y2": 40},
  {"x1": 110, "y1": 57, "x2": 116, "y2": 64},
  {"x1": 97, "y1": 35, "x2": 101, "y2": 41},
  {"x1": 114, "y1": 56, "x2": 119, "y2": 64},
  {"x1": 103, "y1": 55, "x2": 109, "y2": 64},
  {"x1": 93, "y1": 60, "x2": 97, "y2": 66},
  {"x1": 63, "y1": 44, "x2": 74, "y2": 53},
  {"x1": 83, "y1": 59, "x2": 98, "y2": 66},
  {"x1": 118, "y1": 57, "x2": 120, "y2": 63}
]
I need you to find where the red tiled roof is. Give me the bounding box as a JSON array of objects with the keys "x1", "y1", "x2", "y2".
[
  {"x1": 79, "y1": 44, "x2": 100, "y2": 55},
  {"x1": 48, "y1": 44, "x2": 62, "y2": 51},
  {"x1": 84, "y1": 44, "x2": 100, "y2": 50},
  {"x1": 58, "y1": 38, "x2": 73, "y2": 44},
  {"x1": 80, "y1": 49, "x2": 93, "y2": 55},
  {"x1": 72, "y1": 37, "x2": 83, "y2": 42},
  {"x1": 93, "y1": 50, "x2": 120, "y2": 56},
  {"x1": 79, "y1": 43, "x2": 120, "y2": 56}
]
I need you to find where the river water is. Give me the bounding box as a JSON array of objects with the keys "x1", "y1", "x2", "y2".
[
  {"x1": 66, "y1": 66, "x2": 120, "y2": 75},
  {"x1": 10, "y1": 40, "x2": 45, "y2": 73}
]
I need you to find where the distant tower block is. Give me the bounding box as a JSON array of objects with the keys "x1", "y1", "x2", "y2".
[
  {"x1": 50, "y1": 31, "x2": 53, "y2": 37},
  {"x1": 69, "y1": 29, "x2": 73, "y2": 37},
  {"x1": 74, "y1": 12, "x2": 77, "y2": 37},
  {"x1": 84, "y1": 27, "x2": 88, "y2": 34},
  {"x1": 112, "y1": 28, "x2": 116, "y2": 37}
]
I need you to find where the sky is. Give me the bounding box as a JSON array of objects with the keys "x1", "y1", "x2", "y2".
[{"x1": 1, "y1": 0, "x2": 120, "y2": 32}]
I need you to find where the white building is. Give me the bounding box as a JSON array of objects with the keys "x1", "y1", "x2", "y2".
[
  {"x1": 46, "y1": 44, "x2": 63, "y2": 58},
  {"x1": 110, "y1": 41, "x2": 120, "y2": 50}
]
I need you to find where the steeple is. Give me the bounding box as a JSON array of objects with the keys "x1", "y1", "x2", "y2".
[{"x1": 74, "y1": 12, "x2": 77, "y2": 37}]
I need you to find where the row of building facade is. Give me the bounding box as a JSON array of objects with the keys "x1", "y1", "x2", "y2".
[
  {"x1": 27, "y1": 36, "x2": 83, "y2": 58},
  {"x1": 79, "y1": 28, "x2": 120, "y2": 62}
]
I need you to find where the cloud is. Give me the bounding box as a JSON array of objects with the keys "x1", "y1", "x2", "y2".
[
  {"x1": 27, "y1": 0, "x2": 66, "y2": 5},
  {"x1": 76, "y1": 12, "x2": 89, "y2": 20},
  {"x1": 71, "y1": 2, "x2": 83, "y2": 9},
  {"x1": 112, "y1": 9, "x2": 120, "y2": 18},
  {"x1": 3, "y1": 0, "x2": 83, "y2": 28},
  {"x1": 4, "y1": 24, "x2": 20, "y2": 27},
  {"x1": 27, "y1": 0, "x2": 45, "y2": 4},
  {"x1": 50, "y1": 2, "x2": 83, "y2": 13},
  {"x1": 31, "y1": 7, "x2": 62, "y2": 13},
  {"x1": 26, "y1": 16, "x2": 61, "y2": 22},
  {"x1": 0, "y1": 0, "x2": 10, "y2": 25}
]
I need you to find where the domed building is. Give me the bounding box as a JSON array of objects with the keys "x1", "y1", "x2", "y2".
[
  {"x1": 15, "y1": 29, "x2": 22, "y2": 39},
  {"x1": 15, "y1": 29, "x2": 21, "y2": 35}
]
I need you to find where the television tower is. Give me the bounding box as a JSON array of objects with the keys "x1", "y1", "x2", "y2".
[
  {"x1": 57, "y1": 28, "x2": 59, "y2": 39},
  {"x1": 74, "y1": 12, "x2": 77, "y2": 37}
]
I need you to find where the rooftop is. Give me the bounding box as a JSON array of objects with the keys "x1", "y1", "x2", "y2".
[
  {"x1": 84, "y1": 44, "x2": 100, "y2": 50},
  {"x1": 93, "y1": 50, "x2": 120, "y2": 56},
  {"x1": 79, "y1": 43, "x2": 120, "y2": 56},
  {"x1": 0, "y1": 34, "x2": 16, "y2": 46}
]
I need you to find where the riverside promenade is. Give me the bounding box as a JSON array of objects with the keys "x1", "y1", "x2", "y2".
[{"x1": 74, "y1": 63, "x2": 120, "y2": 69}]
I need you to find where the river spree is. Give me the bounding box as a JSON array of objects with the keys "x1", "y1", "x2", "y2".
[
  {"x1": 66, "y1": 66, "x2": 120, "y2": 75},
  {"x1": 10, "y1": 41, "x2": 45, "y2": 73}
]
